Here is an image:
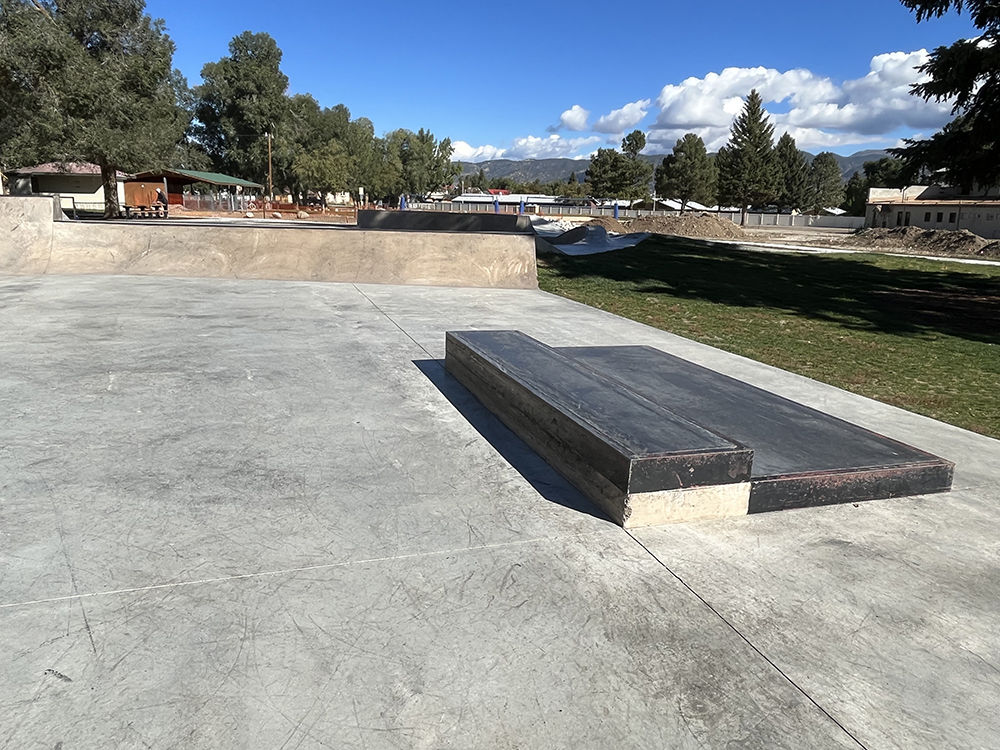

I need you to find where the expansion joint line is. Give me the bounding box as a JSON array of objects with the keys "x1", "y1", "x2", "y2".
[
  {"x1": 625, "y1": 529, "x2": 870, "y2": 750},
  {"x1": 352, "y1": 285, "x2": 435, "y2": 360}
]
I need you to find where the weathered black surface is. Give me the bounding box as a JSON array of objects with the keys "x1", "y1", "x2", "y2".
[
  {"x1": 561, "y1": 345, "x2": 954, "y2": 512},
  {"x1": 358, "y1": 210, "x2": 533, "y2": 234},
  {"x1": 445, "y1": 331, "x2": 752, "y2": 525}
]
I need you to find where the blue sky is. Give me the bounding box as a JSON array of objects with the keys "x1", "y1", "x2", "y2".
[{"x1": 146, "y1": 0, "x2": 978, "y2": 160}]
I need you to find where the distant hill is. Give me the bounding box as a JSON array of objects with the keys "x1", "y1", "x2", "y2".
[{"x1": 455, "y1": 149, "x2": 890, "y2": 185}]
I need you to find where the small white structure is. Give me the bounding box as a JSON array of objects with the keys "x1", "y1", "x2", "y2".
[{"x1": 4, "y1": 162, "x2": 127, "y2": 213}]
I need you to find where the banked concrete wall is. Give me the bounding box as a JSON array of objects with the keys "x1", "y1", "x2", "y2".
[{"x1": 0, "y1": 196, "x2": 537, "y2": 289}]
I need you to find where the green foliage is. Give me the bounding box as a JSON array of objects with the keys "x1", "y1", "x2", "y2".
[
  {"x1": 0, "y1": 0, "x2": 189, "y2": 216},
  {"x1": 585, "y1": 130, "x2": 652, "y2": 200},
  {"x1": 717, "y1": 90, "x2": 778, "y2": 218},
  {"x1": 893, "y1": 1, "x2": 1000, "y2": 187},
  {"x1": 292, "y1": 140, "x2": 350, "y2": 203},
  {"x1": 842, "y1": 171, "x2": 869, "y2": 216},
  {"x1": 863, "y1": 156, "x2": 907, "y2": 188},
  {"x1": 654, "y1": 133, "x2": 716, "y2": 211},
  {"x1": 194, "y1": 31, "x2": 290, "y2": 188},
  {"x1": 773, "y1": 133, "x2": 809, "y2": 211},
  {"x1": 807, "y1": 152, "x2": 844, "y2": 212},
  {"x1": 388, "y1": 128, "x2": 457, "y2": 197}
]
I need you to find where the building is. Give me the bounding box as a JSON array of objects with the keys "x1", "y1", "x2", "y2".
[
  {"x1": 3, "y1": 162, "x2": 127, "y2": 212},
  {"x1": 866, "y1": 186, "x2": 1000, "y2": 239},
  {"x1": 127, "y1": 169, "x2": 263, "y2": 210}
]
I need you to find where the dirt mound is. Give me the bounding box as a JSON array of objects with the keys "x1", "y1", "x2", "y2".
[
  {"x1": 624, "y1": 213, "x2": 745, "y2": 240},
  {"x1": 848, "y1": 227, "x2": 991, "y2": 256},
  {"x1": 975, "y1": 241, "x2": 1000, "y2": 258},
  {"x1": 586, "y1": 217, "x2": 628, "y2": 233}
]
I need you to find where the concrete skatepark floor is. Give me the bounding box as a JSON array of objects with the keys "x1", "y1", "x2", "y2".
[{"x1": 1, "y1": 275, "x2": 998, "y2": 749}]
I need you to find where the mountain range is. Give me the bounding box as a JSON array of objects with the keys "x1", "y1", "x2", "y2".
[{"x1": 456, "y1": 149, "x2": 890, "y2": 185}]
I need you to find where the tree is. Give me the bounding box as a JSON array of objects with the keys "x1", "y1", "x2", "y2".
[
  {"x1": 807, "y1": 152, "x2": 844, "y2": 212},
  {"x1": 654, "y1": 133, "x2": 716, "y2": 211},
  {"x1": 863, "y1": 156, "x2": 907, "y2": 188},
  {"x1": 717, "y1": 90, "x2": 778, "y2": 223},
  {"x1": 892, "y1": 1, "x2": 1000, "y2": 188},
  {"x1": 586, "y1": 131, "x2": 652, "y2": 200},
  {"x1": 568, "y1": 171, "x2": 578, "y2": 184},
  {"x1": 0, "y1": 0, "x2": 189, "y2": 217},
  {"x1": 292, "y1": 140, "x2": 350, "y2": 205},
  {"x1": 842, "y1": 171, "x2": 868, "y2": 215},
  {"x1": 388, "y1": 128, "x2": 456, "y2": 197},
  {"x1": 194, "y1": 32, "x2": 291, "y2": 189},
  {"x1": 773, "y1": 133, "x2": 809, "y2": 211},
  {"x1": 585, "y1": 148, "x2": 630, "y2": 199}
]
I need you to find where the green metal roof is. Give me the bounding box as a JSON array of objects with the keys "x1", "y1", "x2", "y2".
[{"x1": 131, "y1": 169, "x2": 264, "y2": 189}]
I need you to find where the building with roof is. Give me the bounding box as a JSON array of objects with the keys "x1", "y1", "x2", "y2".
[
  {"x1": 126, "y1": 169, "x2": 263, "y2": 210},
  {"x1": 3, "y1": 162, "x2": 127, "y2": 212},
  {"x1": 866, "y1": 186, "x2": 1000, "y2": 239}
]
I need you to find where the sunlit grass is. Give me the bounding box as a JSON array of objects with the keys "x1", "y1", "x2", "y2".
[{"x1": 538, "y1": 237, "x2": 1000, "y2": 438}]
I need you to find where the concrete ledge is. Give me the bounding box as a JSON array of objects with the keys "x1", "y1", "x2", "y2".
[
  {"x1": 562, "y1": 345, "x2": 954, "y2": 512},
  {"x1": 627, "y1": 483, "x2": 752, "y2": 527},
  {"x1": 444, "y1": 330, "x2": 752, "y2": 527}
]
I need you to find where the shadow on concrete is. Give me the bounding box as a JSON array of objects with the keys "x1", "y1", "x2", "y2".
[
  {"x1": 413, "y1": 359, "x2": 611, "y2": 524},
  {"x1": 541, "y1": 235, "x2": 1000, "y2": 346}
]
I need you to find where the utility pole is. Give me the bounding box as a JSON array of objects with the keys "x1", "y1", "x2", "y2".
[{"x1": 266, "y1": 131, "x2": 273, "y2": 200}]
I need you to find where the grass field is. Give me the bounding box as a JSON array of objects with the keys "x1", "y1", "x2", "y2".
[{"x1": 537, "y1": 236, "x2": 1000, "y2": 439}]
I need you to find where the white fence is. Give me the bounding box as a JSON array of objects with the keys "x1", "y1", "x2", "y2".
[{"x1": 409, "y1": 201, "x2": 865, "y2": 228}]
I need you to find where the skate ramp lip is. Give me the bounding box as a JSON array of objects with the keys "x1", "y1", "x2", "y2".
[{"x1": 357, "y1": 209, "x2": 534, "y2": 234}]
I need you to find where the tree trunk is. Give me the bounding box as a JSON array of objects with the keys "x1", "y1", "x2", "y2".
[
  {"x1": 740, "y1": 206, "x2": 748, "y2": 225},
  {"x1": 99, "y1": 159, "x2": 121, "y2": 219}
]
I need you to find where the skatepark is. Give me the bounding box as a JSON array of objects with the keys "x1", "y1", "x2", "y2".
[{"x1": 1, "y1": 195, "x2": 998, "y2": 748}]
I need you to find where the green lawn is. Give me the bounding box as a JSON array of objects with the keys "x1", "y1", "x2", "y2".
[{"x1": 538, "y1": 236, "x2": 1000, "y2": 439}]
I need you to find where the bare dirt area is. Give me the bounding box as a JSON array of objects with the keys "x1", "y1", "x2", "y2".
[
  {"x1": 165, "y1": 205, "x2": 355, "y2": 223},
  {"x1": 741, "y1": 224, "x2": 1000, "y2": 259},
  {"x1": 617, "y1": 213, "x2": 746, "y2": 240},
  {"x1": 585, "y1": 216, "x2": 628, "y2": 233},
  {"x1": 842, "y1": 227, "x2": 1000, "y2": 259}
]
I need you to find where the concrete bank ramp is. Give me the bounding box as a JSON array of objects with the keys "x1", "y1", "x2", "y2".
[{"x1": 0, "y1": 197, "x2": 537, "y2": 289}]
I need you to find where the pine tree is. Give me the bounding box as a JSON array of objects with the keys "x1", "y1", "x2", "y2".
[
  {"x1": 773, "y1": 133, "x2": 809, "y2": 211},
  {"x1": 807, "y1": 152, "x2": 844, "y2": 213},
  {"x1": 716, "y1": 90, "x2": 778, "y2": 223},
  {"x1": 893, "y1": 1, "x2": 1000, "y2": 187},
  {"x1": 655, "y1": 133, "x2": 716, "y2": 211},
  {"x1": 842, "y1": 171, "x2": 868, "y2": 216}
]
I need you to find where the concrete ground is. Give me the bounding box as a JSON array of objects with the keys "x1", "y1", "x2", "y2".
[{"x1": 1, "y1": 275, "x2": 997, "y2": 749}]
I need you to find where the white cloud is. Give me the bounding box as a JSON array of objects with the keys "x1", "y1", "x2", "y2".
[
  {"x1": 451, "y1": 134, "x2": 602, "y2": 162},
  {"x1": 505, "y1": 134, "x2": 602, "y2": 160},
  {"x1": 648, "y1": 50, "x2": 953, "y2": 152},
  {"x1": 451, "y1": 141, "x2": 506, "y2": 162},
  {"x1": 548, "y1": 104, "x2": 591, "y2": 132},
  {"x1": 593, "y1": 99, "x2": 651, "y2": 134}
]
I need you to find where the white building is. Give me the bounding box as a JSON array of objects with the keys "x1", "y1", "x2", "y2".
[
  {"x1": 866, "y1": 186, "x2": 1000, "y2": 239},
  {"x1": 4, "y1": 162, "x2": 127, "y2": 213}
]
